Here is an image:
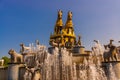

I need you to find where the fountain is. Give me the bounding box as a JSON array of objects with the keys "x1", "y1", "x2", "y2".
[
  {"x1": 5, "y1": 36, "x2": 120, "y2": 80},
  {"x1": 1, "y1": 10, "x2": 120, "y2": 80},
  {"x1": 14, "y1": 39, "x2": 118, "y2": 80},
  {"x1": 3, "y1": 39, "x2": 120, "y2": 80}
]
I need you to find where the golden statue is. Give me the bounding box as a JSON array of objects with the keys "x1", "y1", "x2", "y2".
[
  {"x1": 65, "y1": 11, "x2": 73, "y2": 28},
  {"x1": 49, "y1": 10, "x2": 76, "y2": 49},
  {"x1": 64, "y1": 11, "x2": 76, "y2": 48},
  {"x1": 77, "y1": 35, "x2": 81, "y2": 46},
  {"x1": 67, "y1": 11, "x2": 72, "y2": 20},
  {"x1": 54, "y1": 10, "x2": 63, "y2": 34}
]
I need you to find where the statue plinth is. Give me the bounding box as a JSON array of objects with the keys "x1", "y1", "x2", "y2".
[
  {"x1": 102, "y1": 61, "x2": 120, "y2": 79},
  {"x1": 102, "y1": 61, "x2": 120, "y2": 64},
  {"x1": 48, "y1": 47, "x2": 55, "y2": 54},
  {"x1": 72, "y1": 46, "x2": 85, "y2": 54},
  {"x1": 8, "y1": 62, "x2": 25, "y2": 64},
  {"x1": 8, "y1": 62, "x2": 25, "y2": 80},
  {"x1": 72, "y1": 54, "x2": 89, "y2": 64}
]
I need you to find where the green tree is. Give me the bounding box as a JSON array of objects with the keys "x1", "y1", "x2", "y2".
[{"x1": 2, "y1": 56, "x2": 10, "y2": 67}]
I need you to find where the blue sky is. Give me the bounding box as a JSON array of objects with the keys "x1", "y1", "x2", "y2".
[{"x1": 0, "y1": 0, "x2": 120, "y2": 58}]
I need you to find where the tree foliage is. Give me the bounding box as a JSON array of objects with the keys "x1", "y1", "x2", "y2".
[{"x1": 2, "y1": 56, "x2": 10, "y2": 67}]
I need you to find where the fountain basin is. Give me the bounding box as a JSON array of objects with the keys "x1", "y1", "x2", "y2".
[
  {"x1": 72, "y1": 54, "x2": 89, "y2": 64},
  {"x1": 8, "y1": 63, "x2": 25, "y2": 80}
]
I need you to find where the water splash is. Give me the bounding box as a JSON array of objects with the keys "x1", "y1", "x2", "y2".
[{"x1": 23, "y1": 42, "x2": 119, "y2": 80}]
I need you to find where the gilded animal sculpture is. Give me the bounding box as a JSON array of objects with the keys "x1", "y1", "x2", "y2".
[
  {"x1": 49, "y1": 35, "x2": 65, "y2": 48},
  {"x1": 67, "y1": 11, "x2": 72, "y2": 20},
  {"x1": 58, "y1": 10, "x2": 62, "y2": 19}
]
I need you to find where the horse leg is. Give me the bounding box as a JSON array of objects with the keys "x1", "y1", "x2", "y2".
[
  {"x1": 114, "y1": 54, "x2": 118, "y2": 61},
  {"x1": 103, "y1": 54, "x2": 106, "y2": 62},
  {"x1": 14, "y1": 57, "x2": 17, "y2": 63},
  {"x1": 108, "y1": 56, "x2": 110, "y2": 62},
  {"x1": 105, "y1": 59, "x2": 107, "y2": 62},
  {"x1": 111, "y1": 55, "x2": 114, "y2": 61},
  {"x1": 104, "y1": 56, "x2": 108, "y2": 62},
  {"x1": 21, "y1": 57, "x2": 24, "y2": 63}
]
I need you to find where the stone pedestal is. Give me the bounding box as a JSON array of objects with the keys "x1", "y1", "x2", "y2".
[
  {"x1": 102, "y1": 61, "x2": 120, "y2": 80},
  {"x1": 19, "y1": 67, "x2": 26, "y2": 80},
  {"x1": 48, "y1": 47, "x2": 55, "y2": 54},
  {"x1": 73, "y1": 46, "x2": 85, "y2": 54},
  {"x1": 113, "y1": 62, "x2": 120, "y2": 79},
  {"x1": 8, "y1": 63, "x2": 25, "y2": 80},
  {"x1": 0, "y1": 67, "x2": 8, "y2": 80}
]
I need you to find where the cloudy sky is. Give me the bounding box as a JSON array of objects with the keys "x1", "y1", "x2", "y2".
[{"x1": 0, "y1": 0, "x2": 120, "y2": 57}]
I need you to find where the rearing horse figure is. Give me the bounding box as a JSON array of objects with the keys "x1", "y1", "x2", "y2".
[{"x1": 103, "y1": 40, "x2": 118, "y2": 62}]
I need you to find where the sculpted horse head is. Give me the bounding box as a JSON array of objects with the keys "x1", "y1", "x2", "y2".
[
  {"x1": 8, "y1": 49, "x2": 15, "y2": 55},
  {"x1": 104, "y1": 45, "x2": 109, "y2": 50},
  {"x1": 67, "y1": 11, "x2": 72, "y2": 20},
  {"x1": 58, "y1": 10, "x2": 62, "y2": 19}
]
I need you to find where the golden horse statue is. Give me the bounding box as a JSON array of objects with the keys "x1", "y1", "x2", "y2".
[
  {"x1": 57, "y1": 10, "x2": 62, "y2": 19},
  {"x1": 67, "y1": 11, "x2": 72, "y2": 20}
]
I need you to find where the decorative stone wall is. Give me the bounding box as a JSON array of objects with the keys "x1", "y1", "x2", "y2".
[
  {"x1": 0, "y1": 65, "x2": 25, "y2": 80},
  {"x1": 19, "y1": 67, "x2": 26, "y2": 80},
  {"x1": 0, "y1": 67, "x2": 8, "y2": 80},
  {"x1": 8, "y1": 63, "x2": 25, "y2": 80}
]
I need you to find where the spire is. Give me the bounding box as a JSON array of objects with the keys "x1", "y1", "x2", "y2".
[
  {"x1": 55, "y1": 10, "x2": 63, "y2": 27},
  {"x1": 65, "y1": 11, "x2": 73, "y2": 28},
  {"x1": 54, "y1": 10, "x2": 63, "y2": 34},
  {"x1": 49, "y1": 10, "x2": 64, "y2": 47},
  {"x1": 64, "y1": 11, "x2": 76, "y2": 38},
  {"x1": 63, "y1": 11, "x2": 76, "y2": 49}
]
